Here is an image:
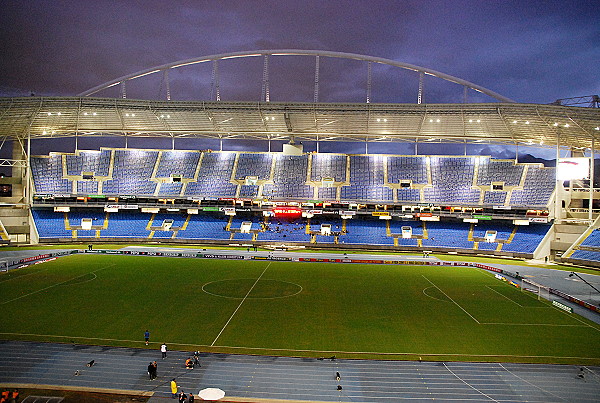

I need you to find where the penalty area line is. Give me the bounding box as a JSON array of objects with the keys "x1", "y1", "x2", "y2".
[{"x1": 0, "y1": 264, "x2": 115, "y2": 305}]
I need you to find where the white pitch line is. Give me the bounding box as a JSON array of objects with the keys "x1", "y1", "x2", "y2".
[
  {"x1": 422, "y1": 275, "x2": 480, "y2": 324},
  {"x1": 550, "y1": 303, "x2": 600, "y2": 333},
  {"x1": 0, "y1": 265, "x2": 52, "y2": 283},
  {"x1": 211, "y1": 262, "x2": 271, "y2": 346},
  {"x1": 0, "y1": 264, "x2": 115, "y2": 305},
  {"x1": 0, "y1": 333, "x2": 597, "y2": 361},
  {"x1": 485, "y1": 285, "x2": 523, "y2": 307},
  {"x1": 480, "y1": 322, "x2": 587, "y2": 327}
]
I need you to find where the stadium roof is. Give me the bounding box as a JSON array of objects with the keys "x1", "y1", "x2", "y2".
[{"x1": 1, "y1": 96, "x2": 599, "y2": 150}]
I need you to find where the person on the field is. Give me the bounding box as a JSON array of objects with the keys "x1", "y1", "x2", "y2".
[
  {"x1": 144, "y1": 329, "x2": 150, "y2": 345},
  {"x1": 161, "y1": 343, "x2": 167, "y2": 359}
]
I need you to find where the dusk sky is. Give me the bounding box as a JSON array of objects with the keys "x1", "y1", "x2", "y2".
[
  {"x1": 0, "y1": 0, "x2": 598, "y2": 160},
  {"x1": 1, "y1": 0, "x2": 598, "y2": 104}
]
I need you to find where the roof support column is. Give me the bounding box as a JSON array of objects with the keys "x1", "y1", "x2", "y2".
[
  {"x1": 313, "y1": 56, "x2": 320, "y2": 103},
  {"x1": 590, "y1": 138, "x2": 595, "y2": 222},
  {"x1": 418, "y1": 72, "x2": 424, "y2": 104},
  {"x1": 555, "y1": 130, "x2": 562, "y2": 220}
]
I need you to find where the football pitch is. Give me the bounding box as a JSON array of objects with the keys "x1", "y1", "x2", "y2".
[{"x1": 1, "y1": 253, "x2": 599, "y2": 365}]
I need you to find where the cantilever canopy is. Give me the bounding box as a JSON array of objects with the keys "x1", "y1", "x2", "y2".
[{"x1": 0, "y1": 97, "x2": 599, "y2": 150}]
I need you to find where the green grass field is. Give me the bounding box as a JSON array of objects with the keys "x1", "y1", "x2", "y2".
[{"x1": 1, "y1": 253, "x2": 599, "y2": 364}]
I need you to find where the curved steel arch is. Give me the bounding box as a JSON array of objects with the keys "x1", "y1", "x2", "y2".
[{"x1": 77, "y1": 49, "x2": 516, "y2": 103}]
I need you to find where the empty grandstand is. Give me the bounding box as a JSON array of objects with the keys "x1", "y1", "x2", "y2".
[{"x1": 0, "y1": 50, "x2": 599, "y2": 266}]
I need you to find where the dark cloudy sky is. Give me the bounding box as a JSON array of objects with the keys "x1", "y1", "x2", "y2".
[{"x1": 1, "y1": 0, "x2": 598, "y2": 104}]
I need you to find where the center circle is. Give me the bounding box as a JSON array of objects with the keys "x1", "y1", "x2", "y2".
[{"x1": 202, "y1": 279, "x2": 303, "y2": 299}]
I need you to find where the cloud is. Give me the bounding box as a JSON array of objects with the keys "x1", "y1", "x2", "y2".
[{"x1": 0, "y1": 0, "x2": 597, "y2": 104}]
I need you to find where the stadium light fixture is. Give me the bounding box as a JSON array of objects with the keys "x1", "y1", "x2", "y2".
[{"x1": 569, "y1": 272, "x2": 600, "y2": 297}]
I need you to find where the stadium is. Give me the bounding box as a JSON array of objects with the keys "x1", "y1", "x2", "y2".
[{"x1": 1, "y1": 50, "x2": 600, "y2": 402}]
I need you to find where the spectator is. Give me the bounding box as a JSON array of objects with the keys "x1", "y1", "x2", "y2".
[
  {"x1": 147, "y1": 362, "x2": 154, "y2": 380},
  {"x1": 170, "y1": 379, "x2": 178, "y2": 399}
]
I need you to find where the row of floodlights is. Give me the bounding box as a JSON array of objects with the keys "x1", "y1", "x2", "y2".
[
  {"x1": 45, "y1": 112, "x2": 155, "y2": 118},
  {"x1": 39, "y1": 112, "x2": 600, "y2": 132}
]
